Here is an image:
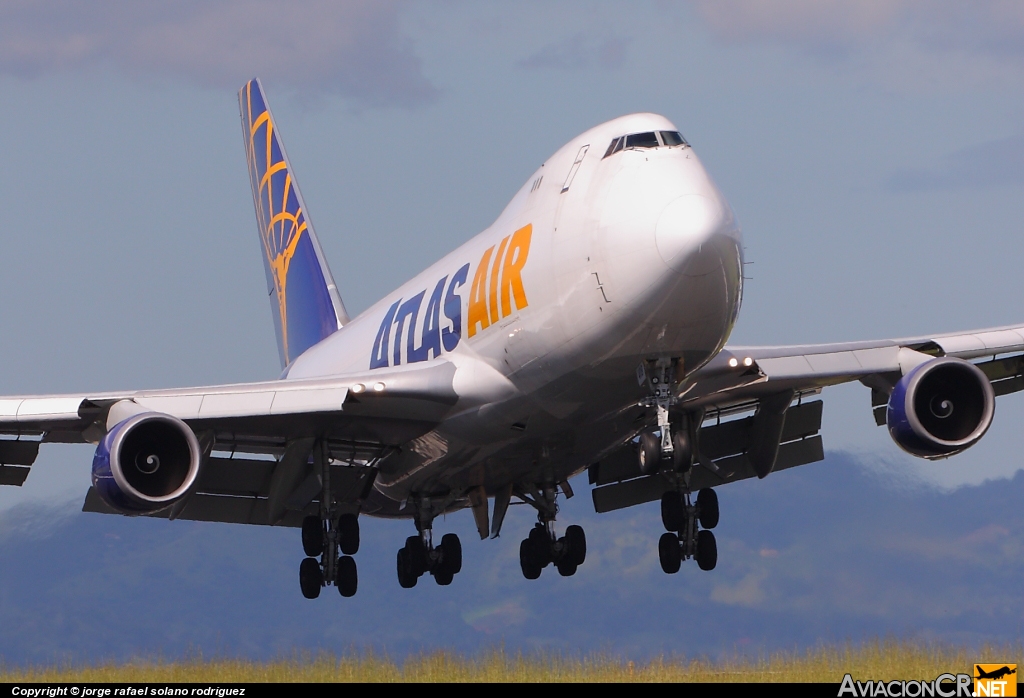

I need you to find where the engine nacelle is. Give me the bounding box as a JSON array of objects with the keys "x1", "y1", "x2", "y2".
[
  {"x1": 91, "y1": 412, "x2": 202, "y2": 514},
  {"x1": 886, "y1": 357, "x2": 994, "y2": 459}
]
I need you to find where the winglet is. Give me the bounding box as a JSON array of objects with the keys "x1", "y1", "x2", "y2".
[{"x1": 239, "y1": 78, "x2": 349, "y2": 368}]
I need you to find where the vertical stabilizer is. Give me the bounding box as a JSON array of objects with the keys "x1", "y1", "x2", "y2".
[{"x1": 239, "y1": 78, "x2": 349, "y2": 369}]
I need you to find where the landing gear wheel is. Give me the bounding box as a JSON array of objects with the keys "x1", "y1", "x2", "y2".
[
  {"x1": 519, "y1": 539, "x2": 542, "y2": 580},
  {"x1": 440, "y1": 533, "x2": 462, "y2": 574},
  {"x1": 565, "y1": 525, "x2": 587, "y2": 566},
  {"x1": 696, "y1": 529, "x2": 717, "y2": 571},
  {"x1": 527, "y1": 525, "x2": 551, "y2": 566},
  {"x1": 556, "y1": 558, "x2": 578, "y2": 577},
  {"x1": 659, "y1": 532, "x2": 681, "y2": 574},
  {"x1": 638, "y1": 431, "x2": 662, "y2": 475},
  {"x1": 672, "y1": 429, "x2": 692, "y2": 472},
  {"x1": 338, "y1": 513, "x2": 360, "y2": 555},
  {"x1": 397, "y1": 548, "x2": 417, "y2": 588},
  {"x1": 697, "y1": 488, "x2": 719, "y2": 530},
  {"x1": 337, "y1": 555, "x2": 358, "y2": 597},
  {"x1": 404, "y1": 535, "x2": 428, "y2": 576},
  {"x1": 433, "y1": 567, "x2": 454, "y2": 586},
  {"x1": 660, "y1": 492, "x2": 685, "y2": 532},
  {"x1": 301, "y1": 516, "x2": 324, "y2": 557},
  {"x1": 299, "y1": 557, "x2": 322, "y2": 599}
]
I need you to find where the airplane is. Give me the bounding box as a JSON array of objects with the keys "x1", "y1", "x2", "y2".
[
  {"x1": 0, "y1": 77, "x2": 1020, "y2": 599},
  {"x1": 976, "y1": 667, "x2": 1016, "y2": 681}
]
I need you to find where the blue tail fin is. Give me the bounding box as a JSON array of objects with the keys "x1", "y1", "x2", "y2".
[{"x1": 239, "y1": 78, "x2": 349, "y2": 368}]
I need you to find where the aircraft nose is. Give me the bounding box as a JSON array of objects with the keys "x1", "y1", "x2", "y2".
[{"x1": 654, "y1": 193, "x2": 730, "y2": 271}]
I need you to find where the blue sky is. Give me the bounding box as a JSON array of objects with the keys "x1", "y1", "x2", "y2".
[{"x1": 0, "y1": 1, "x2": 1022, "y2": 660}]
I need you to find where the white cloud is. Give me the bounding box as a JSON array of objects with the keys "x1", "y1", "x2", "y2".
[
  {"x1": 691, "y1": 0, "x2": 1024, "y2": 91},
  {"x1": 517, "y1": 33, "x2": 628, "y2": 71},
  {"x1": 0, "y1": 1, "x2": 436, "y2": 107}
]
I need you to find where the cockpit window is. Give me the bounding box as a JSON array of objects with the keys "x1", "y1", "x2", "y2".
[
  {"x1": 660, "y1": 131, "x2": 688, "y2": 146},
  {"x1": 603, "y1": 136, "x2": 624, "y2": 158},
  {"x1": 625, "y1": 132, "x2": 659, "y2": 149},
  {"x1": 603, "y1": 130, "x2": 690, "y2": 158}
]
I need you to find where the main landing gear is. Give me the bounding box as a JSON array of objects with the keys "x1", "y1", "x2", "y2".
[
  {"x1": 299, "y1": 512, "x2": 360, "y2": 598},
  {"x1": 395, "y1": 497, "x2": 463, "y2": 588},
  {"x1": 298, "y1": 440, "x2": 360, "y2": 599},
  {"x1": 658, "y1": 487, "x2": 718, "y2": 573},
  {"x1": 516, "y1": 484, "x2": 587, "y2": 579}
]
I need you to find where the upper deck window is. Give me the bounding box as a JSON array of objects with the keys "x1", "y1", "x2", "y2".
[{"x1": 603, "y1": 130, "x2": 690, "y2": 158}]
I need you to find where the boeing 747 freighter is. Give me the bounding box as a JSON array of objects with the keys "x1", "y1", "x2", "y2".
[{"x1": 0, "y1": 79, "x2": 1017, "y2": 598}]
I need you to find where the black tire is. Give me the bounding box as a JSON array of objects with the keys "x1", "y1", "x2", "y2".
[
  {"x1": 527, "y1": 526, "x2": 551, "y2": 566},
  {"x1": 299, "y1": 557, "x2": 322, "y2": 599},
  {"x1": 404, "y1": 535, "x2": 428, "y2": 576},
  {"x1": 565, "y1": 525, "x2": 586, "y2": 566},
  {"x1": 519, "y1": 539, "x2": 542, "y2": 580},
  {"x1": 672, "y1": 429, "x2": 692, "y2": 472},
  {"x1": 638, "y1": 431, "x2": 661, "y2": 474},
  {"x1": 337, "y1": 555, "x2": 358, "y2": 597},
  {"x1": 659, "y1": 532, "x2": 681, "y2": 574},
  {"x1": 338, "y1": 513, "x2": 360, "y2": 555},
  {"x1": 556, "y1": 558, "x2": 578, "y2": 577},
  {"x1": 301, "y1": 515, "x2": 324, "y2": 557},
  {"x1": 697, "y1": 488, "x2": 719, "y2": 530},
  {"x1": 397, "y1": 548, "x2": 417, "y2": 588},
  {"x1": 660, "y1": 491, "x2": 685, "y2": 532},
  {"x1": 433, "y1": 567, "x2": 454, "y2": 586},
  {"x1": 440, "y1": 533, "x2": 462, "y2": 575},
  {"x1": 696, "y1": 529, "x2": 717, "y2": 571}
]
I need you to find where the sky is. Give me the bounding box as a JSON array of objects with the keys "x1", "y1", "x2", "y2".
[{"x1": 0, "y1": 0, "x2": 1022, "y2": 661}]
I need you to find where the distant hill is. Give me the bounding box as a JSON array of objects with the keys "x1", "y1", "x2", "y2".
[{"x1": 0, "y1": 452, "x2": 1020, "y2": 664}]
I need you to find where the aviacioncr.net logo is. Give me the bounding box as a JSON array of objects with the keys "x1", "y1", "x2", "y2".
[{"x1": 838, "y1": 673, "x2": 973, "y2": 697}]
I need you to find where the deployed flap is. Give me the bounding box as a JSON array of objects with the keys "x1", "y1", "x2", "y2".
[
  {"x1": 240, "y1": 78, "x2": 348, "y2": 368},
  {"x1": 590, "y1": 400, "x2": 825, "y2": 514}
]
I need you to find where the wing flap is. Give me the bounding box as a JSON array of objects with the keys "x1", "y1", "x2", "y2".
[
  {"x1": 82, "y1": 458, "x2": 374, "y2": 527},
  {"x1": 0, "y1": 465, "x2": 30, "y2": 486},
  {"x1": 591, "y1": 435, "x2": 824, "y2": 514}
]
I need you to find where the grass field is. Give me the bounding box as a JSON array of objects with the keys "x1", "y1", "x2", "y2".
[{"x1": 0, "y1": 640, "x2": 1020, "y2": 682}]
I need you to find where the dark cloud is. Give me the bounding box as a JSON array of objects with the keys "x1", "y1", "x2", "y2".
[
  {"x1": 517, "y1": 34, "x2": 628, "y2": 71},
  {"x1": 888, "y1": 134, "x2": 1024, "y2": 191},
  {"x1": 0, "y1": 1, "x2": 436, "y2": 108}
]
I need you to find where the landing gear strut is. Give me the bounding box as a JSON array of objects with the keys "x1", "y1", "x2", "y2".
[
  {"x1": 516, "y1": 483, "x2": 586, "y2": 579},
  {"x1": 298, "y1": 441, "x2": 360, "y2": 599},
  {"x1": 658, "y1": 487, "x2": 719, "y2": 573},
  {"x1": 395, "y1": 497, "x2": 463, "y2": 588}
]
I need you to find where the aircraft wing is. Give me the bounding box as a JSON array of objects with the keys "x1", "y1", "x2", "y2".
[
  {"x1": 0, "y1": 361, "x2": 464, "y2": 526},
  {"x1": 682, "y1": 321, "x2": 1024, "y2": 418},
  {"x1": 590, "y1": 322, "x2": 1024, "y2": 514},
  {"x1": 0, "y1": 361, "x2": 459, "y2": 444}
]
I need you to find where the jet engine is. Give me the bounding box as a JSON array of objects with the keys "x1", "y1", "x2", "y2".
[
  {"x1": 886, "y1": 357, "x2": 994, "y2": 459},
  {"x1": 91, "y1": 412, "x2": 202, "y2": 514}
]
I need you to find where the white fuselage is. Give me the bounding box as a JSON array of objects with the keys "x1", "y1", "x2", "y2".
[{"x1": 285, "y1": 113, "x2": 743, "y2": 514}]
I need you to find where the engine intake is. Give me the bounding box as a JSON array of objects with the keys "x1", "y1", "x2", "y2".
[
  {"x1": 886, "y1": 357, "x2": 994, "y2": 459},
  {"x1": 91, "y1": 412, "x2": 202, "y2": 514}
]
